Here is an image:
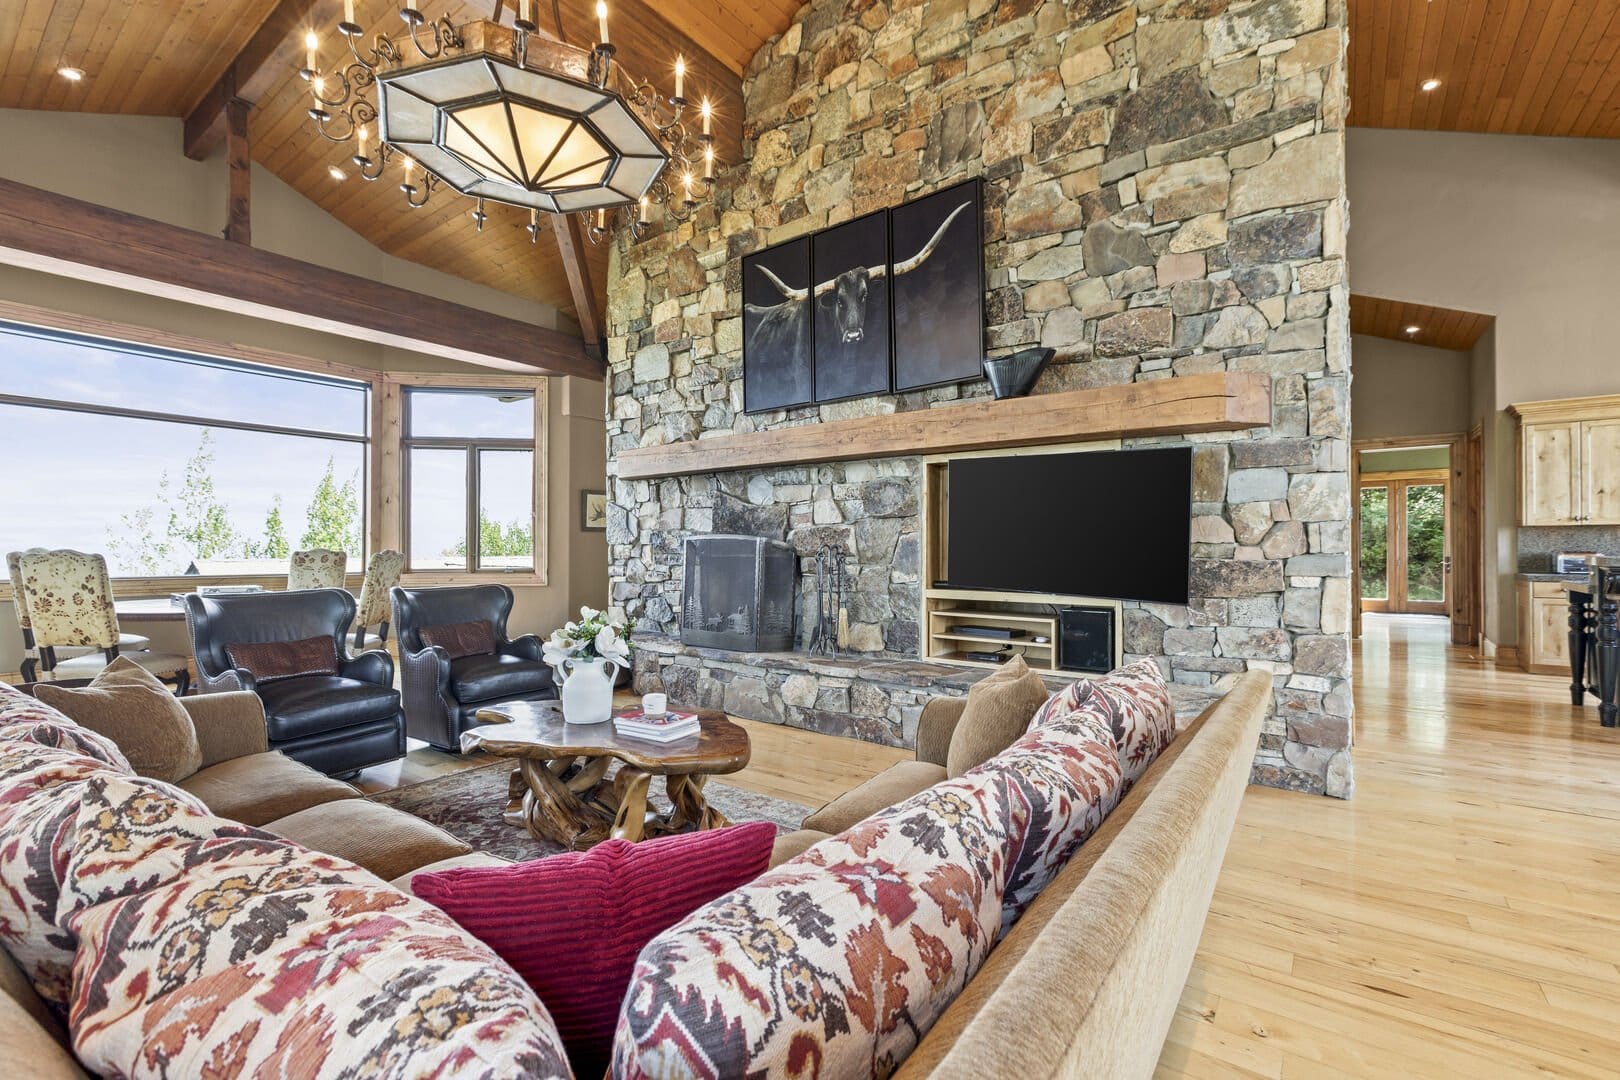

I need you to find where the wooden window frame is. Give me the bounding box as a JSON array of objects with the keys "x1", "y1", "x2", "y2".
[
  {"x1": 380, "y1": 373, "x2": 550, "y2": 588},
  {"x1": 0, "y1": 300, "x2": 379, "y2": 600}
]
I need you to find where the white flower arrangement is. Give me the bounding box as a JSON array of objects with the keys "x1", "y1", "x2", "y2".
[{"x1": 543, "y1": 605, "x2": 633, "y2": 670}]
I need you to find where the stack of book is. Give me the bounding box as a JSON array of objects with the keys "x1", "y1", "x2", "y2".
[{"x1": 612, "y1": 708, "x2": 701, "y2": 742}]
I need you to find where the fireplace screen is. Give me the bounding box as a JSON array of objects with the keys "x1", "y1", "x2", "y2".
[{"x1": 680, "y1": 534, "x2": 796, "y2": 652}]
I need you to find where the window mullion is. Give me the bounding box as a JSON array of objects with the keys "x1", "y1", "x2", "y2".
[{"x1": 468, "y1": 444, "x2": 481, "y2": 573}]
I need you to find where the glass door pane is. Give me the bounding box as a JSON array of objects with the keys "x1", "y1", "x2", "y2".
[
  {"x1": 408, "y1": 448, "x2": 468, "y2": 570},
  {"x1": 1404, "y1": 483, "x2": 1446, "y2": 604},
  {"x1": 1359, "y1": 485, "x2": 1389, "y2": 600}
]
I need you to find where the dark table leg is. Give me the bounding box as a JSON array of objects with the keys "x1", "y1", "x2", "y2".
[
  {"x1": 1569, "y1": 589, "x2": 1590, "y2": 705},
  {"x1": 1598, "y1": 591, "x2": 1619, "y2": 729}
]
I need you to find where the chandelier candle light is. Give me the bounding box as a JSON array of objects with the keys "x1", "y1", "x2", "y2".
[{"x1": 300, "y1": 1, "x2": 718, "y2": 245}]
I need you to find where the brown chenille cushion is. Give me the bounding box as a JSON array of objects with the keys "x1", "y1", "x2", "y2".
[
  {"x1": 225, "y1": 636, "x2": 341, "y2": 685},
  {"x1": 419, "y1": 620, "x2": 498, "y2": 660},
  {"x1": 946, "y1": 654, "x2": 1052, "y2": 778},
  {"x1": 34, "y1": 657, "x2": 202, "y2": 783}
]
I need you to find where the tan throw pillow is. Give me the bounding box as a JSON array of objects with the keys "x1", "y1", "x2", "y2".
[
  {"x1": 35, "y1": 657, "x2": 203, "y2": 783},
  {"x1": 946, "y1": 654, "x2": 1052, "y2": 778}
]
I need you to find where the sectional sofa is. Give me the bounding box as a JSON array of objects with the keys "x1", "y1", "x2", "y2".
[{"x1": 0, "y1": 669, "x2": 1267, "y2": 1077}]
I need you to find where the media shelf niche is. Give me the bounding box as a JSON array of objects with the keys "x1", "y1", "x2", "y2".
[{"x1": 920, "y1": 442, "x2": 1133, "y2": 677}]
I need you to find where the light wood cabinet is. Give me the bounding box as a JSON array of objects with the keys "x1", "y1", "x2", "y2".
[
  {"x1": 1516, "y1": 580, "x2": 1574, "y2": 675},
  {"x1": 1580, "y1": 418, "x2": 1620, "y2": 524},
  {"x1": 1521, "y1": 422, "x2": 1580, "y2": 525},
  {"x1": 1510, "y1": 395, "x2": 1620, "y2": 526}
]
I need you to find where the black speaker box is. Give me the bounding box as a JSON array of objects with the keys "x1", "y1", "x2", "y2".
[{"x1": 1058, "y1": 607, "x2": 1114, "y2": 674}]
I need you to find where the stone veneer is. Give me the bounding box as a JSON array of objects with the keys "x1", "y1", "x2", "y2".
[{"x1": 605, "y1": 0, "x2": 1355, "y2": 796}]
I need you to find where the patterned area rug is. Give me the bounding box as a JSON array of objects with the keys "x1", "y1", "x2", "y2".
[{"x1": 370, "y1": 760, "x2": 814, "y2": 863}]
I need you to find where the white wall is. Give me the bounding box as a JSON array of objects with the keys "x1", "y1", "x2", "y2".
[
  {"x1": 0, "y1": 111, "x2": 607, "y2": 674},
  {"x1": 1349, "y1": 128, "x2": 1620, "y2": 646}
]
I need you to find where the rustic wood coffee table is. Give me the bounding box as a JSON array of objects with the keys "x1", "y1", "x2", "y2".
[{"x1": 463, "y1": 701, "x2": 751, "y2": 849}]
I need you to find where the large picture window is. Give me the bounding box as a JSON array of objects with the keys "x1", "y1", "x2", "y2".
[
  {"x1": 402, "y1": 387, "x2": 538, "y2": 573},
  {"x1": 0, "y1": 321, "x2": 370, "y2": 579}
]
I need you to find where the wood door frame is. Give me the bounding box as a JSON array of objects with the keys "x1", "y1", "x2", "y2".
[{"x1": 1352, "y1": 434, "x2": 1474, "y2": 637}]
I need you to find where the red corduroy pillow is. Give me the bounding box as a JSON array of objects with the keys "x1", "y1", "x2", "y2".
[{"x1": 411, "y1": 820, "x2": 777, "y2": 1076}]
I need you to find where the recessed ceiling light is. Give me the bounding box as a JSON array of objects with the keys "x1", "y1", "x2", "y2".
[
  {"x1": 57, "y1": 66, "x2": 84, "y2": 82},
  {"x1": 1405, "y1": 325, "x2": 1421, "y2": 335},
  {"x1": 327, "y1": 165, "x2": 347, "y2": 181},
  {"x1": 1420, "y1": 78, "x2": 1441, "y2": 92}
]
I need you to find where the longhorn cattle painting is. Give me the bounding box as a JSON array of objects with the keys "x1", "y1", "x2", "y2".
[
  {"x1": 742, "y1": 236, "x2": 814, "y2": 412},
  {"x1": 812, "y1": 209, "x2": 891, "y2": 403},
  {"x1": 892, "y1": 177, "x2": 986, "y2": 392},
  {"x1": 741, "y1": 178, "x2": 986, "y2": 412}
]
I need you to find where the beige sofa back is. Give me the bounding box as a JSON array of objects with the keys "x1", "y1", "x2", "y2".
[{"x1": 898, "y1": 669, "x2": 1270, "y2": 1079}]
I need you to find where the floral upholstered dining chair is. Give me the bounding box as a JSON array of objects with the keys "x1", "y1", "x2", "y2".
[
  {"x1": 16, "y1": 549, "x2": 189, "y2": 693},
  {"x1": 352, "y1": 549, "x2": 404, "y2": 651},
  {"x1": 288, "y1": 548, "x2": 347, "y2": 591},
  {"x1": 7, "y1": 548, "x2": 152, "y2": 683}
]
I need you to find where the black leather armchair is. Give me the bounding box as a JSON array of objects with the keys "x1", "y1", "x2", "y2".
[
  {"x1": 184, "y1": 589, "x2": 406, "y2": 777},
  {"x1": 391, "y1": 584, "x2": 556, "y2": 751}
]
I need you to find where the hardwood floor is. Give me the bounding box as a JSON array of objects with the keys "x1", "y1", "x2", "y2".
[
  {"x1": 352, "y1": 615, "x2": 1620, "y2": 1076},
  {"x1": 1159, "y1": 614, "x2": 1620, "y2": 1079}
]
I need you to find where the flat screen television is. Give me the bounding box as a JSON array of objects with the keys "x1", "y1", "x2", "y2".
[{"x1": 942, "y1": 447, "x2": 1192, "y2": 605}]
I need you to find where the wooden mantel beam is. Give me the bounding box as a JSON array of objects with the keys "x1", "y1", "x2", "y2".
[
  {"x1": 616, "y1": 373, "x2": 1273, "y2": 480},
  {"x1": 0, "y1": 176, "x2": 599, "y2": 379},
  {"x1": 184, "y1": 0, "x2": 321, "y2": 161}
]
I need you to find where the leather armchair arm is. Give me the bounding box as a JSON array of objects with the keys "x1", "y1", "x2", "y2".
[
  {"x1": 399, "y1": 643, "x2": 456, "y2": 748},
  {"x1": 197, "y1": 666, "x2": 257, "y2": 695},
  {"x1": 180, "y1": 692, "x2": 270, "y2": 769},
  {"x1": 341, "y1": 649, "x2": 395, "y2": 688},
  {"x1": 916, "y1": 696, "x2": 968, "y2": 767},
  {"x1": 501, "y1": 634, "x2": 543, "y2": 662}
]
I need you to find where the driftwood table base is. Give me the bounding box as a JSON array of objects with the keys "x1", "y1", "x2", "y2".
[{"x1": 469, "y1": 701, "x2": 750, "y2": 850}]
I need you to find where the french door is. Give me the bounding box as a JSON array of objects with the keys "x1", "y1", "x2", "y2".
[{"x1": 1359, "y1": 472, "x2": 1450, "y2": 615}]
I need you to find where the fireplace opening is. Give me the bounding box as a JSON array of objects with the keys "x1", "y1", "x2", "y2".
[{"x1": 680, "y1": 534, "x2": 796, "y2": 652}]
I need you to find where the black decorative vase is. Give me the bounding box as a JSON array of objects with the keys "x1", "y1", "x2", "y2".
[{"x1": 982, "y1": 347, "x2": 1055, "y2": 399}]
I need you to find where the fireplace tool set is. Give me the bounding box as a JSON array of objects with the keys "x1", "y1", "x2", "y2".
[{"x1": 809, "y1": 544, "x2": 849, "y2": 657}]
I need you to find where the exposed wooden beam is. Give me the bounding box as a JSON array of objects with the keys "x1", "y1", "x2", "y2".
[
  {"x1": 617, "y1": 373, "x2": 1272, "y2": 480},
  {"x1": 0, "y1": 176, "x2": 599, "y2": 379},
  {"x1": 550, "y1": 213, "x2": 605, "y2": 359},
  {"x1": 225, "y1": 97, "x2": 253, "y2": 245},
  {"x1": 184, "y1": 0, "x2": 322, "y2": 161}
]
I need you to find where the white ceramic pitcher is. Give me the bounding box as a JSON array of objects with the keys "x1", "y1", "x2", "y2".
[{"x1": 557, "y1": 656, "x2": 618, "y2": 725}]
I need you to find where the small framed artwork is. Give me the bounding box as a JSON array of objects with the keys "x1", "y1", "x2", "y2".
[
  {"x1": 891, "y1": 177, "x2": 986, "y2": 392},
  {"x1": 812, "y1": 208, "x2": 892, "y2": 404},
  {"x1": 742, "y1": 236, "x2": 815, "y2": 413},
  {"x1": 581, "y1": 490, "x2": 608, "y2": 531}
]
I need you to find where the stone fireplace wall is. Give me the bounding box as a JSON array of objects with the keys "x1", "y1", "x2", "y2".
[{"x1": 604, "y1": 0, "x2": 1355, "y2": 795}]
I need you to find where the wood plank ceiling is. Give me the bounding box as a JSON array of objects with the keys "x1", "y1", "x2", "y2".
[
  {"x1": 6, "y1": 1, "x2": 1620, "y2": 327},
  {"x1": 1350, "y1": 294, "x2": 1494, "y2": 351},
  {"x1": 1348, "y1": 0, "x2": 1620, "y2": 138},
  {"x1": 0, "y1": 0, "x2": 763, "y2": 331}
]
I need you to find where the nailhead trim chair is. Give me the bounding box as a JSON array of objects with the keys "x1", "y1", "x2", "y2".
[
  {"x1": 185, "y1": 588, "x2": 404, "y2": 778},
  {"x1": 391, "y1": 584, "x2": 556, "y2": 752}
]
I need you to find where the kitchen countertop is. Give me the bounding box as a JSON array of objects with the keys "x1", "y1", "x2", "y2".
[{"x1": 1517, "y1": 572, "x2": 1591, "y2": 582}]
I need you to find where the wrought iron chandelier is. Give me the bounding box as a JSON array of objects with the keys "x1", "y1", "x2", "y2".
[{"x1": 301, "y1": 1, "x2": 717, "y2": 245}]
